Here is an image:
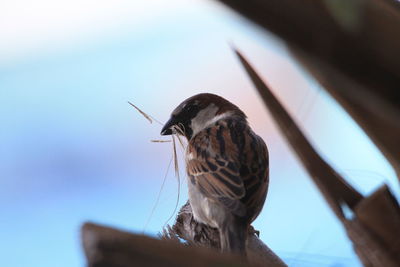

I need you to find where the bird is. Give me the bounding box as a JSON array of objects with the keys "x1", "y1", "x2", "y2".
[{"x1": 160, "y1": 93, "x2": 269, "y2": 255}]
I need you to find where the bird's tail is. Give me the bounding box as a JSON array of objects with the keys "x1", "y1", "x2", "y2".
[{"x1": 219, "y1": 218, "x2": 247, "y2": 255}]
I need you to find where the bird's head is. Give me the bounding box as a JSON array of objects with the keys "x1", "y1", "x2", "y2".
[{"x1": 161, "y1": 93, "x2": 246, "y2": 140}]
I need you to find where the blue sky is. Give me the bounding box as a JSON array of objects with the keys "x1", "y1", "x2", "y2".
[{"x1": 1, "y1": 1, "x2": 398, "y2": 266}]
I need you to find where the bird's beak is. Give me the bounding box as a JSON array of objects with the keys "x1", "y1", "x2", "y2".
[{"x1": 160, "y1": 117, "x2": 176, "y2": 135}]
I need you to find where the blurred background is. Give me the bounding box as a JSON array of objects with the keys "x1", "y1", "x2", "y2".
[{"x1": 1, "y1": 0, "x2": 399, "y2": 266}]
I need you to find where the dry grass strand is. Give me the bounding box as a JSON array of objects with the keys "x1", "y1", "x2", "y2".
[
  {"x1": 128, "y1": 103, "x2": 186, "y2": 231},
  {"x1": 142, "y1": 155, "x2": 174, "y2": 233},
  {"x1": 128, "y1": 101, "x2": 163, "y2": 125},
  {"x1": 162, "y1": 135, "x2": 181, "y2": 228}
]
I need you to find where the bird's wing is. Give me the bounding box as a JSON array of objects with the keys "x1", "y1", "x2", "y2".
[
  {"x1": 241, "y1": 133, "x2": 269, "y2": 222},
  {"x1": 187, "y1": 121, "x2": 246, "y2": 216}
]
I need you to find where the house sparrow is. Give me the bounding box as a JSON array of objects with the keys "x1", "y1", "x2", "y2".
[{"x1": 161, "y1": 93, "x2": 269, "y2": 255}]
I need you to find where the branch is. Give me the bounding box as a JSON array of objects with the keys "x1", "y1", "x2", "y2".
[
  {"x1": 162, "y1": 201, "x2": 287, "y2": 267},
  {"x1": 81, "y1": 222, "x2": 253, "y2": 267},
  {"x1": 81, "y1": 203, "x2": 286, "y2": 267}
]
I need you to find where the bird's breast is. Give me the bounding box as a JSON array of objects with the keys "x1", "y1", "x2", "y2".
[{"x1": 188, "y1": 180, "x2": 227, "y2": 228}]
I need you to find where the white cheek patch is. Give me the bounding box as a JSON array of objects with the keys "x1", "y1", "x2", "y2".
[
  {"x1": 206, "y1": 112, "x2": 232, "y2": 126},
  {"x1": 190, "y1": 104, "x2": 218, "y2": 137},
  {"x1": 190, "y1": 104, "x2": 232, "y2": 137}
]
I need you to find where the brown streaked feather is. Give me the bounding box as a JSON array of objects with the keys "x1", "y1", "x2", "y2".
[{"x1": 187, "y1": 118, "x2": 269, "y2": 220}]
